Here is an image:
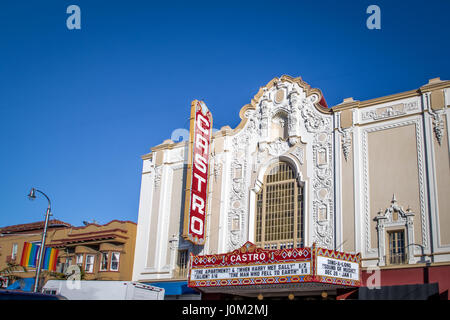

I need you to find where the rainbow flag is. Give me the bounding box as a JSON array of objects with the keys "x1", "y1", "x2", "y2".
[
  {"x1": 42, "y1": 247, "x2": 59, "y2": 272},
  {"x1": 20, "y1": 242, "x2": 59, "y2": 271},
  {"x1": 20, "y1": 242, "x2": 39, "y2": 268}
]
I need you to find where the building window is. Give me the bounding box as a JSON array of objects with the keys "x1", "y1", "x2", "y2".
[
  {"x1": 100, "y1": 252, "x2": 109, "y2": 271},
  {"x1": 85, "y1": 254, "x2": 95, "y2": 273},
  {"x1": 256, "y1": 161, "x2": 304, "y2": 249},
  {"x1": 375, "y1": 196, "x2": 415, "y2": 266},
  {"x1": 11, "y1": 243, "x2": 18, "y2": 260},
  {"x1": 57, "y1": 257, "x2": 70, "y2": 274},
  {"x1": 176, "y1": 250, "x2": 189, "y2": 278},
  {"x1": 75, "y1": 254, "x2": 83, "y2": 266},
  {"x1": 388, "y1": 230, "x2": 406, "y2": 265},
  {"x1": 110, "y1": 252, "x2": 120, "y2": 271}
]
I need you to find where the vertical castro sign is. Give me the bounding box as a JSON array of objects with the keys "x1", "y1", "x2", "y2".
[{"x1": 183, "y1": 100, "x2": 213, "y2": 245}]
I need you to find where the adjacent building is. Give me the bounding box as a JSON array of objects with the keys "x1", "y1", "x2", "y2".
[
  {"x1": 132, "y1": 75, "x2": 450, "y2": 299},
  {"x1": 0, "y1": 219, "x2": 137, "y2": 289},
  {"x1": 48, "y1": 220, "x2": 137, "y2": 281},
  {"x1": 0, "y1": 220, "x2": 71, "y2": 289}
]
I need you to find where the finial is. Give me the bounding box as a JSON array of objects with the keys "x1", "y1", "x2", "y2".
[{"x1": 391, "y1": 193, "x2": 397, "y2": 203}]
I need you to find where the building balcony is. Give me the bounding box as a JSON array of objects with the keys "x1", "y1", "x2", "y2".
[{"x1": 388, "y1": 252, "x2": 408, "y2": 265}]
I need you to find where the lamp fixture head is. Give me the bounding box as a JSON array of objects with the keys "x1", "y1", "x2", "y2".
[{"x1": 27, "y1": 188, "x2": 36, "y2": 201}]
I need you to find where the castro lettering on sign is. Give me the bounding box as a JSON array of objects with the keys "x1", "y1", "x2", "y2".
[{"x1": 182, "y1": 100, "x2": 213, "y2": 245}]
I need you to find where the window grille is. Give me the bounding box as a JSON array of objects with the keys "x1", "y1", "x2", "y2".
[
  {"x1": 175, "y1": 250, "x2": 189, "y2": 278},
  {"x1": 388, "y1": 230, "x2": 406, "y2": 265},
  {"x1": 256, "y1": 162, "x2": 304, "y2": 249}
]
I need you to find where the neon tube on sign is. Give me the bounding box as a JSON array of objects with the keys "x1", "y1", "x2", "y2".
[{"x1": 183, "y1": 100, "x2": 213, "y2": 245}]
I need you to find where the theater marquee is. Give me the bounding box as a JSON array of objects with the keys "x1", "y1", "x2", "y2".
[
  {"x1": 182, "y1": 100, "x2": 213, "y2": 245},
  {"x1": 188, "y1": 242, "x2": 360, "y2": 289}
]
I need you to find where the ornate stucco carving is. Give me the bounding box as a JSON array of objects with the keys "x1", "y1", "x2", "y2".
[
  {"x1": 310, "y1": 126, "x2": 334, "y2": 248},
  {"x1": 431, "y1": 111, "x2": 445, "y2": 145},
  {"x1": 227, "y1": 131, "x2": 251, "y2": 250},
  {"x1": 290, "y1": 146, "x2": 304, "y2": 165},
  {"x1": 294, "y1": 92, "x2": 334, "y2": 248},
  {"x1": 341, "y1": 129, "x2": 352, "y2": 162},
  {"x1": 266, "y1": 138, "x2": 290, "y2": 157},
  {"x1": 226, "y1": 77, "x2": 334, "y2": 250},
  {"x1": 154, "y1": 165, "x2": 162, "y2": 188},
  {"x1": 374, "y1": 195, "x2": 415, "y2": 266},
  {"x1": 360, "y1": 101, "x2": 419, "y2": 123}
]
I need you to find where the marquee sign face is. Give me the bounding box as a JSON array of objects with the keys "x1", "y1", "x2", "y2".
[
  {"x1": 188, "y1": 242, "x2": 361, "y2": 289},
  {"x1": 182, "y1": 100, "x2": 213, "y2": 245},
  {"x1": 313, "y1": 247, "x2": 360, "y2": 286},
  {"x1": 188, "y1": 242, "x2": 313, "y2": 288}
]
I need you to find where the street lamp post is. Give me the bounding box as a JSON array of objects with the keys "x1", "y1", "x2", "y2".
[{"x1": 27, "y1": 188, "x2": 52, "y2": 293}]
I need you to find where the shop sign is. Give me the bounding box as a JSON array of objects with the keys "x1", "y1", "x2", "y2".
[
  {"x1": 313, "y1": 247, "x2": 361, "y2": 285},
  {"x1": 316, "y1": 255, "x2": 359, "y2": 281},
  {"x1": 188, "y1": 242, "x2": 361, "y2": 288},
  {"x1": 182, "y1": 100, "x2": 213, "y2": 245}
]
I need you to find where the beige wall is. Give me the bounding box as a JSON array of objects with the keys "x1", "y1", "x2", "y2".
[
  {"x1": 147, "y1": 183, "x2": 161, "y2": 268},
  {"x1": 341, "y1": 109, "x2": 353, "y2": 129},
  {"x1": 341, "y1": 134, "x2": 355, "y2": 252},
  {"x1": 167, "y1": 167, "x2": 184, "y2": 265},
  {"x1": 431, "y1": 90, "x2": 445, "y2": 110},
  {"x1": 434, "y1": 114, "x2": 450, "y2": 245},
  {"x1": 368, "y1": 124, "x2": 422, "y2": 248}
]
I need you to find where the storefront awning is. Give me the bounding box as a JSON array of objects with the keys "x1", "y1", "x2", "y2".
[
  {"x1": 146, "y1": 281, "x2": 198, "y2": 296},
  {"x1": 6, "y1": 278, "x2": 35, "y2": 292}
]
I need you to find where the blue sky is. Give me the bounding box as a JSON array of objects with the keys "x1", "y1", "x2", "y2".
[{"x1": 0, "y1": 0, "x2": 449, "y2": 227}]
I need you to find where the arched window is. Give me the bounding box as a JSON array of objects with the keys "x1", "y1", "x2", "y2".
[{"x1": 255, "y1": 162, "x2": 304, "y2": 249}]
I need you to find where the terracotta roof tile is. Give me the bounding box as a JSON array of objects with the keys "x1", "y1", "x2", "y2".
[{"x1": 0, "y1": 219, "x2": 72, "y2": 234}]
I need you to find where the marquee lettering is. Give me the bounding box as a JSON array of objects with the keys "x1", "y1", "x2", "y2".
[
  {"x1": 182, "y1": 100, "x2": 213, "y2": 245},
  {"x1": 230, "y1": 253, "x2": 267, "y2": 263},
  {"x1": 190, "y1": 216, "x2": 203, "y2": 235},
  {"x1": 195, "y1": 134, "x2": 209, "y2": 155},
  {"x1": 193, "y1": 173, "x2": 206, "y2": 192},
  {"x1": 194, "y1": 153, "x2": 207, "y2": 173},
  {"x1": 192, "y1": 194, "x2": 205, "y2": 215},
  {"x1": 196, "y1": 114, "x2": 210, "y2": 135}
]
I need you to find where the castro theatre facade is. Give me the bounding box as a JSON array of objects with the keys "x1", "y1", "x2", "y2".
[{"x1": 132, "y1": 75, "x2": 450, "y2": 300}]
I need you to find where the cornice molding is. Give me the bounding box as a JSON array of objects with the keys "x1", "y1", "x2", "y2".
[
  {"x1": 145, "y1": 77, "x2": 449, "y2": 153},
  {"x1": 332, "y1": 90, "x2": 421, "y2": 111},
  {"x1": 419, "y1": 78, "x2": 450, "y2": 93}
]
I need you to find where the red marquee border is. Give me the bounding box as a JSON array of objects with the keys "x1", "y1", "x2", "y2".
[{"x1": 188, "y1": 242, "x2": 361, "y2": 289}]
